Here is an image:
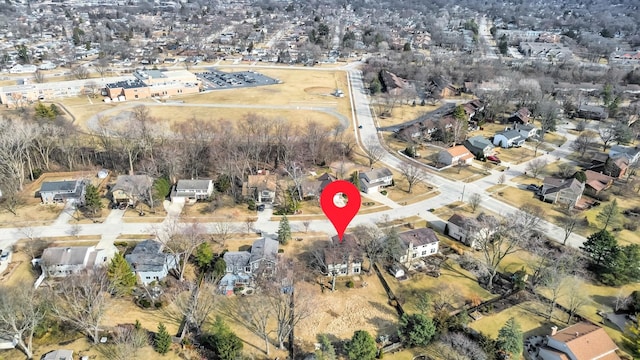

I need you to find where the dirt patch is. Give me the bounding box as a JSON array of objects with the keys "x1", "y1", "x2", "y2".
[{"x1": 304, "y1": 86, "x2": 334, "y2": 95}]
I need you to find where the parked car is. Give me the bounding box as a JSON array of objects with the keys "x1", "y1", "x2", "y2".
[
  {"x1": 487, "y1": 155, "x2": 501, "y2": 163},
  {"x1": 526, "y1": 184, "x2": 539, "y2": 191},
  {"x1": 0, "y1": 250, "x2": 9, "y2": 261},
  {"x1": 257, "y1": 204, "x2": 266, "y2": 212}
]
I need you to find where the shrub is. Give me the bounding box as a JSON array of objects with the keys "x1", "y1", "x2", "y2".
[
  {"x1": 346, "y1": 280, "x2": 355, "y2": 288},
  {"x1": 247, "y1": 199, "x2": 256, "y2": 211},
  {"x1": 624, "y1": 222, "x2": 638, "y2": 231},
  {"x1": 380, "y1": 190, "x2": 388, "y2": 195},
  {"x1": 277, "y1": 249, "x2": 284, "y2": 253}
]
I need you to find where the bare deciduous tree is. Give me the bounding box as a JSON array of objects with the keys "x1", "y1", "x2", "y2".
[
  {"x1": 598, "y1": 127, "x2": 616, "y2": 151},
  {"x1": 0, "y1": 286, "x2": 46, "y2": 359},
  {"x1": 572, "y1": 131, "x2": 596, "y2": 158},
  {"x1": 560, "y1": 211, "x2": 579, "y2": 245},
  {"x1": 49, "y1": 269, "x2": 113, "y2": 344},
  {"x1": 98, "y1": 325, "x2": 149, "y2": 360},
  {"x1": 93, "y1": 57, "x2": 110, "y2": 78},
  {"x1": 302, "y1": 220, "x2": 311, "y2": 233},
  {"x1": 70, "y1": 64, "x2": 90, "y2": 80},
  {"x1": 363, "y1": 137, "x2": 386, "y2": 168},
  {"x1": 244, "y1": 217, "x2": 257, "y2": 234},
  {"x1": 400, "y1": 163, "x2": 427, "y2": 193},
  {"x1": 155, "y1": 220, "x2": 207, "y2": 281},
  {"x1": 468, "y1": 193, "x2": 482, "y2": 213},
  {"x1": 225, "y1": 293, "x2": 274, "y2": 355},
  {"x1": 170, "y1": 281, "x2": 218, "y2": 332},
  {"x1": 33, "y1": 69, "x2": 45, "y2": 83},
  {"x1": 525, "y1": 158, "x2": 547, "y2": 178},
  {"x1": 566, "y1": 276, "x2": 587, "y2": 323}
]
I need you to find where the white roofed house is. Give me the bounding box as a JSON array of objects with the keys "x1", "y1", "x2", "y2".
[
  {"x1": 170, "y1": 179, "x2": 214, "y2": 204},
  {"x1": 40, "y1": 246, "x2": 113, "y2": 278},
  {"x1": 125, "y1": 240, "x2": 178, "y2": 285},
  {"x1": 359, "y1": 167, "x2": 393, "y2": 194}
]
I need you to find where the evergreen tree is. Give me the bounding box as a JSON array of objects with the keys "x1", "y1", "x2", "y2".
[
  {"x1": 107, "y1": 253, "x2": 136, "y2": 296},
  {"x1": 349, "y1": 171, "x2": 359, "y2": 186},
  {"x1": 316, "y1": 334, "x2": 336, "y2": 360},
  {"x1": 154, "y1": 322, "x2": 171, "y2": 354},
  {"x1": 581, "y1": 230, "x2": 619, "y2": 266},
  {"x1": 497, "y1": 317, "x2": 523, "y2": 357},
  {"x1": 453, "y1": 105, "x2": 467, "y2": 121},
  {"x1": 596, "y1": 199, "x2": 620, "y2": 231},
  {"x1": 277, "y1": 215, "x2": 291, "y2": 245},
  {"x1": 344, "y1": 330, "x2": 377, "y2": 360},
  {"x1": 195, "y1": 242, "x2": 214, "y2": 270},
  {"x1": 213, "y1": 257, "x2": 227, "y2": 278},
  {"x1": 398, "y1": 313, "x2": 436, "y2": 347},
  {"x1": 382, "y1": 227, "x2": 404, "y2": 264},
  {"x1": 84, "y1": 183, "x2": 103, "y2": 215},
  {"x1": 203, "y1": 316, "x2": 243, "y2": 360},
  {"x1": 625, "y1": 318, "x2": 640, "y2": 358}
]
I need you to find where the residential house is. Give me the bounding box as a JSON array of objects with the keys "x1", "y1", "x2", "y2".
[
  {"x1": 584, "y1": 170, "x2": 614, "y2": 196},
  {"x1": 38, "y1": 179, "x2": 87, "y2": 205},
  {"x1": 429, "y1": 76, "x2": 459, "y2": 98},
  {"x1": 359, "y1": 167, "x2": 393, "y2": 194},
  {"x1": 380, "y1": 69, "x2": 415, "y2": 96},
  {"x1": 590, "y1": 153, "x2": 629, "y2": 179},
  {"x1": 514, "y1": 123, "x2": 538, "y2": 139},
  {"x1": 42, "y1": 350, "x2": 74, "y2": 360},
  {"x1": 242, "y1": 171, "x2": 277, "y2": 204},
  {"x1": 300, "y1": 173, "x2": 336, "y2": 199},
  {"x1": 324, "y1": 234, "x2": 362, "y2": 276},
  {"x1": 540, "y1": 177, "x2": 585, "y2": 207},
  {"x1": 438, "y1": 145, "x2": 474, "y2": 166},
  {"x1": 125, "y1": 240, "x2": 178, "y2": 285},
  {"x1": 609, "y1": 145, "x2": 640, "y2": 165},
  {"x1": 110, "y1": 175, "x2": 154, "y2": 206},
  {"x1": 576, "y1": 104, "x2": 608, "y2": 120},
  {"x1": 219, "y1": 237, "x2": 279, "y2": 294},
  {"x1": 398, "y1": 228, "x2": 439, "y2": 265},
  {"x1": 41, "y1": 246, "x2": 113, "y2": 277},
  {"x1": 493, "y1": 129, "x2": 525, "y2": 148},
  {"x1": 538, "y1": 322, "x2": 620, "y2": 360},
  {"x1": 508, "y1": 107, "x2": 531, "y2": 124},
  {"x1": 445, "y1": 213, "x2": 496, "y2": 249},
  {"x1": 170, "y1": 179, "x2": 214, "y2": 204},
  {"x1": 396, "y1": 123, "x2": 422, "y2": 142},
  {"x1": 464, "y1": 136, "x2": 494, "y2": 158}
]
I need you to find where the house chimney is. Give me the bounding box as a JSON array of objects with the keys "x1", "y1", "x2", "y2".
[{"x1": 550, "y1": 326, "x2": 558, "y2": 336}]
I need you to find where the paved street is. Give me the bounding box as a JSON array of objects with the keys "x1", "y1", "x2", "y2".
[{"x1": 0, "y1": 65, "x2": 587, "y2": 254}]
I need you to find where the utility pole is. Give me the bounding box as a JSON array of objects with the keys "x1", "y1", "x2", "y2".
[{"x1": 461, "y1": 184, "x2": 466, "y2": 202}]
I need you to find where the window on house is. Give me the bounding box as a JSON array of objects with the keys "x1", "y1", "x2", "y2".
[
  {"x1": 412, "y1": 253, "x2": 417, "y2": 258},
  {"x1": 430, "y1": 248, "x2": 436, "y2": 253},
  {"x1": 146, "y1": 276, "x2": 151, "y2": 279},
  {"x1": 421, "y1": 251, "x2": 427, "y2": 256}
]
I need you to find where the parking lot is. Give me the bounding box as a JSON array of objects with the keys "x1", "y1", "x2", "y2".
[{"x1": 196, "y1": 69, "x2": 279, "y2": 91}]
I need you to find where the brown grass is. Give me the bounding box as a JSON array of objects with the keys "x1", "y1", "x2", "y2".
[{"x1": 374, "y1": 103, "x2": 440, "y2": 128}]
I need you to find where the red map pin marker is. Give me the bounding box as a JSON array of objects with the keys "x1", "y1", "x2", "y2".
[{"x1": 320, "y1": 180, "x2": 361, "y2": 242}]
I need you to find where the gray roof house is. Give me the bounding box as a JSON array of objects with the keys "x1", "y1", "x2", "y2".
[
  {"x1": 170, "y1": 179, "x2": 214, "y2": 203},
  {"x1": 445, "y1": 213, "x2": 497, "y2": 249},
  {"x1": 39, "y1": 179, "x2": 87, "y2": 205},
  {"x1": 577, "y1": 104, "x2": 608, "y2": 120},
  {"x1": 324, "y1": 233, "x2": 362, "y2": 276},
  {"x1": 219, "y1": 237, "x2": 279, "y2": 294},
  {"x1": 493, "y1": 129, "x2": 525, "y2": 148},
  {"x1": 41, "y1": 246, "x2": 113, "y2": 278},
  {"x1": 609, "y1": 145, "x2": 640, "y2": 164},
  {"x1": 463, "y1": 135, "x2": 494, "y2": 157},
  {"x1": 398, "y1": 228, "x2": 439, "y2": 265},
  {"x1": 540, "y1": 177, "x2": 585, "y2": 207},
  {"x1": 514, "y1": 123, "x2": 538, "y2": 139},
  {"x1": 359, "y1": 167, "x2": 393, "y2": 194},
  {"x1": 125, "y1": 240, "x2": 178, "y2": 285},
  {"x1": 43, "y1": 350, "x2": 74, "y2": 360}
]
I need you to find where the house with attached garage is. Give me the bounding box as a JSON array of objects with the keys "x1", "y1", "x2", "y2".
[
  {"x1": 300, "y1": 172, "x2": 336, "y2": 199},
  {"x1": 39, "y1": 179, "x2": 88, "y2": 205},
  {"x1": 513, "y1": 123, "x2": 538, "y2": 139},
  {"x1": 110, "y1": 174, "x2": 154, "y2": 206},
  {"x1": 438, "y1": 145, "x2": 475, "y2": 166},
  {"x1": 170, "y1": 179, "x2": 214, "y2": 204},
  {"x1": 493, "y1": 129, "x2": 525, "y2": 148},
  {"x1": 609, "y1": 145, "x2": 640, "y2": 165},
  {"x1": 584, "y1": 170, "x2": 614, "y2": 196},
  {"x1": 242, "y1": 171, "x2": 277, "y2": 204},
  {"x1": 463, "y1": 135, "x2": 494, "y2": 158},
  {"x1": 125, "y1": 240, "x2": 178, "y2": 285},
  {"x1": 537, "y1": 322, "x2": 620, "y2": 360},
  {"x1": 540, "y1": 177, "x2": 585, "y2": 207},
  {"x1": 398, "y1": 228, "x2": 439, "y2": 265},
  {"x1": 359, "y1": 167, "x2": 393, "y2": 193},
  {"x1": 218, "y1": 237, "x2": 279, "y2": 295},
  {"x1": 40, "y1": 245, "x2": 113, "y2": 277},
  {"x1": 445, "y1": 213, "x2": 497, "y2": 249}
]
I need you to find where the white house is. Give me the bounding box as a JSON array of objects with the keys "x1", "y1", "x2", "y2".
[
  {"x1": 125, "y1": 240, "x2": 178, "y2": 285},
  {"x1": 39, "y1": 180, "x2": 87, "y2": 205},
  {"x1": 438, "y1": 145, "x2": 474, "y2": 166},
  {"x1": 41, "y1": 246, "x2": 113, "y2": 277},
  {"x1": 38, "y1": 62, "x2": 57, "y2": 70},
  {"x1": 242, "y1": 171, "x2": 277, "y2": 204},
  {"x1": 170, "y1": 179, "x2": 214, "y2": 204},
  {"x1": 493, "y1": 129, "x2": 525, "y2": 148},
  {"x1": 359, "y1": 167, "x2": 393, "y2": 193},
  {"x1": 325, "y1": 234, "x2": 362, "y2": 276},
  {"x1": 538, "y1": 322, "x2": 619, "y2": 360},
  {"x1": 514, "y1": 123, "x2": 538, "y2": 139},
  {"x1": 398, "y1": 228, "x2": 439, "y2": 265},
  {"x1": 9, "y1": 64, "x2": 37, "y2": 74}
]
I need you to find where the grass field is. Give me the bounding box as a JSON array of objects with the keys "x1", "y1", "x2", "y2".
[{"x1": 374, "y1": 103, "x2": 440, "y2": 128}]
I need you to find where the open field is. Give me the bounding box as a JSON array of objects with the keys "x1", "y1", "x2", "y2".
[
  {"x1": 374, "y1": 103, "x2": 440, "y2": 128},
  {"x1": 439, "y1": 163, "x2": 488, "y2": 182}
]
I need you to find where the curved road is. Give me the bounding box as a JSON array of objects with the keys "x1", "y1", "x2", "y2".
[{"x1": 0, "y1": 63, "x2": 586, "y2": 252}]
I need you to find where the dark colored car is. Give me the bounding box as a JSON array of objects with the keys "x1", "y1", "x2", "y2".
[
  {"x1": 257, "y1": 204, "x2": 266, "y2": 212},
  {"x1": 526, "y1": 184, "x2": 539, "y2": 191},
  {"x1": 487, "y1": 155, "x2": 501, "y2": 163}
]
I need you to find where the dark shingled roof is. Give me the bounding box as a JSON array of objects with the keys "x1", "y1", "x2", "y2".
[{"x1": 398, "y1": 228, "x2": 439, "y2": 248}]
